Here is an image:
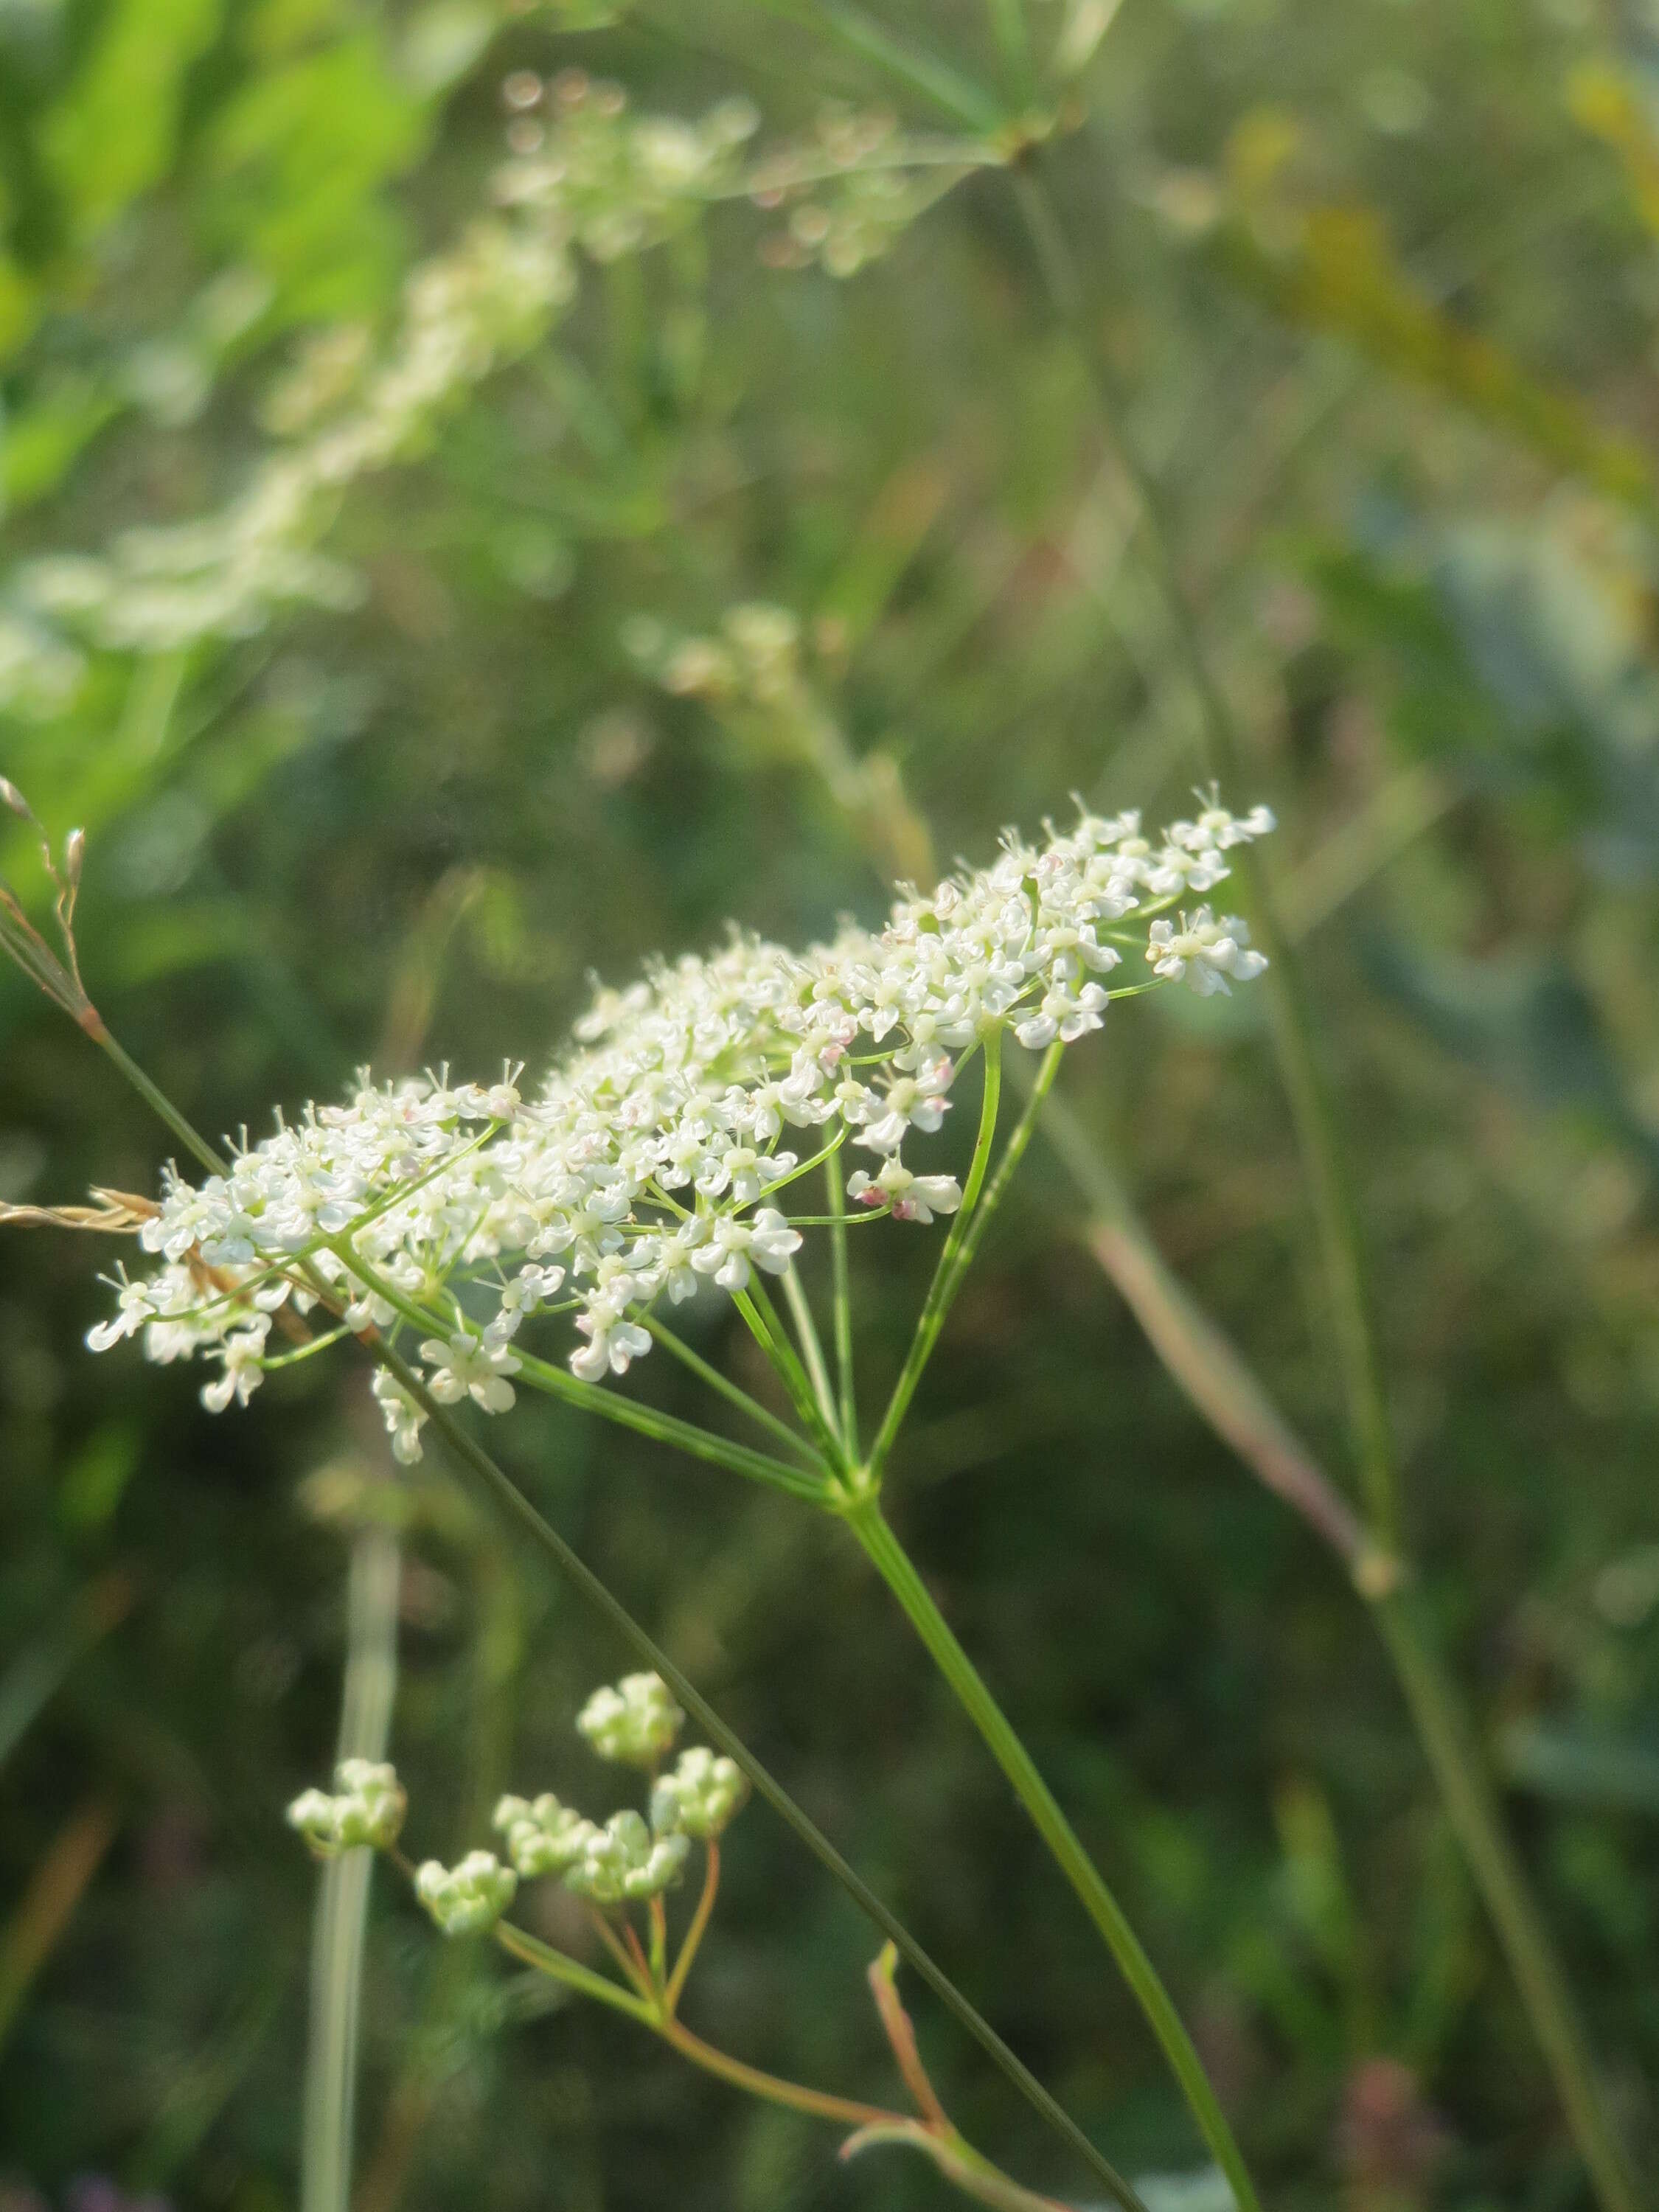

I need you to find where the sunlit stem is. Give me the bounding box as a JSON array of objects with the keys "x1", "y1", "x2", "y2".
[
  {"x1": 586, "y1": 1904, "x2": 651, "y2": 1997},
  {"x1": 644, "y1": 1315, "x2": 825, "y2": 1469},
  {"x1": 781, "y1": 1262, "x2": 838, "y2": 1434},
  {"x1": 648, "y1": 1893, "x2": 669, "y2": 1985},
  {"x1": 622, "y1": 1918, "x2": 653, "y2": 1992},
  {"x1": 732, "y1": 1281, "x2": 847, "y2": 1471},
  {"x1": 869, "y1": 1033, "x2": 1068, "y2": 1481},
  {"x1": 664, "y1": 1843, "x2": 720, "y2": 2017},
  {"x1": 863, "y1": 1029, "x2": 1003, "y2": 1479},
  {"x1": 824, "y1": 1147, "x2": 859, "y2": 1455},
  {"x1": 656, "y1": 2014, "x2": 896, "y2": 2131},
  {"x1": 86, "y1": 1017, "x2": 229, "y2": 1178},
  {"x1": 493, "y1": 1920, "x2": 654, "y2": 2024},
  {"x1": 845, "y1": 1496, "x2": 1260, "y2": 2212},
  {"x1": 311, "y1": 1244, "x2": 829, "y2": 1503}
]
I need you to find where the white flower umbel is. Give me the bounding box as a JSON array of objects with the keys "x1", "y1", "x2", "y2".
[
  {"x1": 562, "y1": 1809, "x2": 690, "y2": 1904},
  {"x1": 651, "y1": 1746, "x2": 749, "y2": 1841},
  {"x1": 578, "y1": 1672, "x2": 685, "y2": 1768},
  {"x1": 493, "y1": 1792, "x2": 597, "y2": 1878},
  {"x1": 86, "y1": 798, "x2": 1275, "y2": 1455},
  {"x1": 286, "y1": 1759, "x2": 407, "y2": 1856},
  {"x1": 414, "y1": 1848, "x2": 518, "y2": 1935}
]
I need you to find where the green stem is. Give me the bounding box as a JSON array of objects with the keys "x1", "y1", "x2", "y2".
[
  {"x1": 982, "y1": 0, "x2": 1034, "y2": 100},
  {"x1": 867, "y1": 1031, "x2": 1004, "y2": 1476},
  {"x1": 88, "y1": 1019, "x2": 229, "y2": 1179},
  {"x1": 1011, "y1": 158, "x2": 1644, "y2": 2212},
  {"x1": 732, "y1": 1280, "x2": 848, "y2": 1471},
  {"x1": 825, "y1": 1146, "x2": 859, "y2": 1456},
  {"x1": 1372, "y1": 1594, "x2": 1642, "y2": 2212},
  {"x1": 644, "y1": 1315, "x2": 824, "y2": 1468},
  {"x1": 504, "y1": 1899, "x2": 1098, "y2": 2212},
  {"x1": 781, "y1": 1262, "x2": 838, "y2": 1434},
  {"x1": 658, "y1": 2013, "x2": 896, "y2": 2130},
  {"x1": 302, "y1": 1515, "x2": 400, "y2": 2212},
  {"x1": 493, "y1": 1920, "x2": 655, "y2": 2024},
  {"x1": 663, "y1": 1841, "x2": 720, "y2": 2016},
  {"x1": 748, "y1": 0, "x2": 1006, "y2": 133},
  {"x1": 846, "y1": 1499, "x2": 1262, "y2": 2212}
]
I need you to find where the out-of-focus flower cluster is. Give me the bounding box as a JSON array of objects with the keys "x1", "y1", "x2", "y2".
[
  {"x1": 86, "y1": 799, "x2": 1272, "y2": 1446},
  {"x1": 0, "y1": 77, "x2": 994, "y2": 720},
  {"x1": 0, "y1": 78, "x2": 746, "y2": 710},
  {"x1": 285, "y1": 1674, "x2": 748, "y2": 1941},
  {"x1": 286, "y1": 1759, "x2": 408, "y2": 1855},
  {"x1": 749, "y1": 104, "x2": 988, "y2": 278}
]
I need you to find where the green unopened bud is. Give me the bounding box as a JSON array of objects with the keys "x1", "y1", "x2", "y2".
[
  {"x1": 577, "y1": 1672, "x2": 684, "y2": 1767},
  {"x1": 651, "y1": 1746, "x2": 748, "y2": 1841},
  {"x1": 286, "y1": 1759, "x2": 406, "y2": 1856},
  {"x1": 493, "y1": 1790, "x2": 596, "y2": 1877},
  {"x1": 414, "y1": 1849, "x2": 518, "y2": 1935},
  {"x1": 563, "y1": 1808, "x2": 689, "y2": 1905}
]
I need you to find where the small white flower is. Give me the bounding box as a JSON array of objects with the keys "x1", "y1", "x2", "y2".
[
  {"x1": 846, "y1": 1161, "x2": 962, "y2": 1224},
  {"x1": 1147, "y1": 908, "x2": 1269, "y2": 995},
  {"x1": 569, "y1": 1306, "x2": 652, "y2": 1380},
  {"x1": 419, "y1": 1329, "x2": 520, "y2": 1413},
  {"x1": 415, "y1": 1849, "x2": 517, "y2": 1936},
  {"x1": 372, "y1": 1366, "x2": 428, "y2": 1463},
  {"x1": 86, "y1": 1267, "x2": 156, "y2": 1352},
  {"x1": 201, "y1": 1324, "x2": 270, "y2": 1413},
  {"x1": 651, "y1": 1746, "x2": 748, "y2": 1840}
]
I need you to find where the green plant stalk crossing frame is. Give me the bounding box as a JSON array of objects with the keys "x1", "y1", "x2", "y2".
[
  {"x1": 844, "y1": 1496, "x2": 1262, "y2": 2212},
  {"x1": 1002, "y1": 147, "x2": 1644, "y2": 2212}
]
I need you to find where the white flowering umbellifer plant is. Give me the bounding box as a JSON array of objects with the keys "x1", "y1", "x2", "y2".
[
  {"x1": 85, "y1": 794, "x2": 1271, "y2": 1471},
  {"x1": 16, "y1": 786, "x2": 1274, "y2": 2210},
  {"x1": 284, "y1": 1678, "x2": 1076, "y2": 2212}
]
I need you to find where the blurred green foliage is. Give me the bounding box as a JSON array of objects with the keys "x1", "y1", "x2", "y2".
[{"x1": 2, "y1": 2, "x2": 1659, "y2": 2209}]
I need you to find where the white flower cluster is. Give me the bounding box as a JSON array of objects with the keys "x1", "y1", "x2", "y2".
[
  {"x1": 286, "y1": 1759, "x2": 407, "y2": 1856},
  {"x1": 651, "y1": 1747, "x2": 748, "y2": 1841},
  {"x1": 749, "y1": 105, "x2": 986, "y2": 278},
  {"x1": 86, "y1": 798, "x2": 1273, "y2": 1448},
  {"x1": 560, "y1": 1809, "x2": 690, "y2": 1905},
  {"x1": 578, "y1": 1671, "x2": 685, "y2": 1767},
  {"x1": 414, "y1": 1848, "x2": 518, "y2": 1935},
  {"x1": 0, "y1": 83, "x2": 753, "y2": 713}
]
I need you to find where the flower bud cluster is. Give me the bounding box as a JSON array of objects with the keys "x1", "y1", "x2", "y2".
[
  {"x1": 286, "y1": 1759, "x2": 407, "y2": 1855},
  {"x1": 493, "y1": 1791, "x2": 594, "y2": 1877},
  {"x1": 414, "y1": 1849, "x2": 518, "y2": 1935},
  {"x1": 87, "y1": 798, "x2": 1273, "y2": 1441},
  {"x1": 562, "y1": 1809, "x2": 690, "y2": 1904},
  {"x1": 284, "y1": 1679, "x2": 754, "y2": 1945},
  {"x1": 577, "y1": 1671, "x2": 685, "y2": 1767},
  {"x1": 651, "y1": 1747, "x2": 748, "y2": 1840}
]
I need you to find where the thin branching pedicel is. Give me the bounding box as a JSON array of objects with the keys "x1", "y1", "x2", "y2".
[{"x1": 286, "y1": 1677, "x2": 1095, "y2": 2212}]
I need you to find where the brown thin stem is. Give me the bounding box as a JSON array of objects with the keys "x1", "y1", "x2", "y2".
[{"x1": 664, "y1": 1843, "x2": 720, "y2": 2016}]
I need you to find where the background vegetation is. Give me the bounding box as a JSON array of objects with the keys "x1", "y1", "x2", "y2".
[{"x1": 3, "y1": 1, "x2": 1658, "y2": 2208}]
